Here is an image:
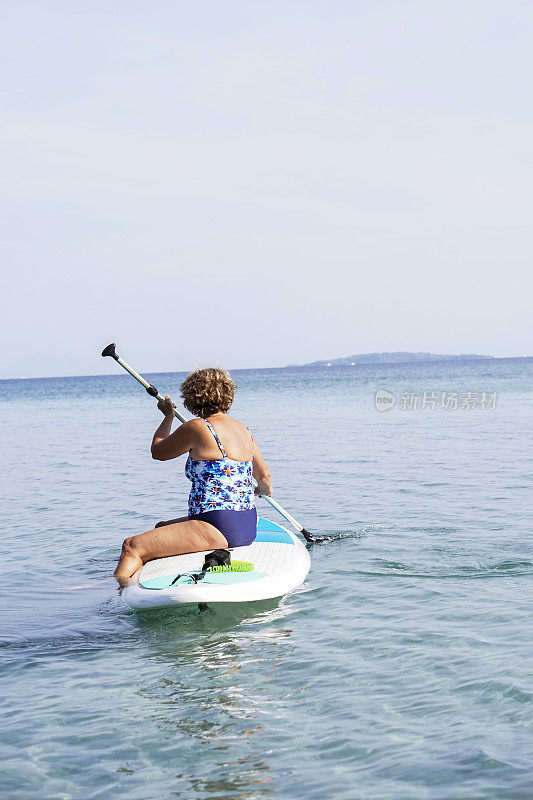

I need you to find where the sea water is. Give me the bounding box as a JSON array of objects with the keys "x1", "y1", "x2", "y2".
[{"x1": 1, "y1": 359, "x2": 532, "y2": 799}]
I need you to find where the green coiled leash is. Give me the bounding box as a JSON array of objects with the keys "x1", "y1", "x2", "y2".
[
  {"x1": 207, "y1": 561, "x2": 253, "y2": 573},
  {"x1": 170, "y1": 560, "x2": 254, "y2": 585}
]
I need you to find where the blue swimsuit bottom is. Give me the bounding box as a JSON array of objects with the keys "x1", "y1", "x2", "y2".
[{"x1": 188, "y1": 507, "x2": 257, "y2": 548}]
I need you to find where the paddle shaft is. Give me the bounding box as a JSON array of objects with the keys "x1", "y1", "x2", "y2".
[{"x1": 101, "y1": 344, "x2": 315, "y2": 541}]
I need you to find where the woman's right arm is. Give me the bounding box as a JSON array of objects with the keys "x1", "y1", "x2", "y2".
[
  {"x1": 252, "y1": 442, "x2": 272, "y2": 496},
  {"x1": 151, "y1": 398, "x2": 198, "y2": 461}
]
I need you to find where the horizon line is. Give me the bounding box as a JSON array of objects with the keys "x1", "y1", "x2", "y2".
[{"x1": 1, "y1": 354, "x2": 532, "y2": 382}]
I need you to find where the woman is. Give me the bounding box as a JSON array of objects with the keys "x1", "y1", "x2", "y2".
[{"x1": 114, "y1": 367, "x2": 272, "y2": 587}]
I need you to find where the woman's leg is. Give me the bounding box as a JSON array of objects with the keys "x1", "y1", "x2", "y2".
[{"x1": 114, "y1": 519, "x2": 228, "y2": 587}]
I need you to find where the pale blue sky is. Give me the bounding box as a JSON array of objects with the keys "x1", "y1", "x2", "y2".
[{"x1": 1, "y1": 1, "x2": 532, "y2": 377}]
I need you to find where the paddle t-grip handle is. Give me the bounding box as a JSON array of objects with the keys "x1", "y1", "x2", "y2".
[{"x1": 101, "y1": 343, "x2": 118, "y2": 360}]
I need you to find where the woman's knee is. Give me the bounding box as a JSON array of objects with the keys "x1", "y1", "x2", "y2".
[{"x1": 122, "y1": 536, "x2": 142, "y2": 556}]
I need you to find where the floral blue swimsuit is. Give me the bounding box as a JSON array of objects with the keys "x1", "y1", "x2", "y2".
[{"x1": 185, "y1": 419, "x2": 257, "y2": 547}]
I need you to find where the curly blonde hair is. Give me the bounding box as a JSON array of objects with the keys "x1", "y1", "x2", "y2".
[{"x1": 180, "y1": 367, "x2": 237, "y2": 418}]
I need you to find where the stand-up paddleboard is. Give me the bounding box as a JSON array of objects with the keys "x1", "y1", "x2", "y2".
[{"x1": 123, "y1": 517, "x2": 311, "y2": 610}]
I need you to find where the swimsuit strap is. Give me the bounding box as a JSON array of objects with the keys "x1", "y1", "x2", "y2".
[
  {"x1": 204, "y1": 419, "x2": 227, "y2": 458},
  {"x1": 246, "y1": 427, "x2": 255, "y2": 458}
]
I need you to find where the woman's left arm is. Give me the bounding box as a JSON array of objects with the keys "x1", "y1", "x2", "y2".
[{"x1": 151, "y1": 396, "x2": 195, "y2": 461}]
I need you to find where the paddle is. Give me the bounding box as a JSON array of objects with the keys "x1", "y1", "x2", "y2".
[{"x1": 101, "y1": 343, "x2": 318, "y2": 543}]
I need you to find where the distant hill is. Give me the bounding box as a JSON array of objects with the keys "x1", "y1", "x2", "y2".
[{"x1": 292, "y1": 352, "x2": 494, "y2": 367}]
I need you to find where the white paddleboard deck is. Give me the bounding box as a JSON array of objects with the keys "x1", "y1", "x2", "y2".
[{"x1": 123, "y1": 517, "x2": 311, "y2": 610}]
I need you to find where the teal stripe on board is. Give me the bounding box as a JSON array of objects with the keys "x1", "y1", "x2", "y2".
[
  {"x1": 257, "y1": 517, "x2": 284, "y2": 531},
  {"x1": 141, "y1": 572, "x2": 266, "y2": 590},
  {"x1": 256, "y1": 517, "x2": 294, "y2": 544}
]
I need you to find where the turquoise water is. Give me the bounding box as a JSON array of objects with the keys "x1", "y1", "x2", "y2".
[{"x1": 1, "y1": 359, "x2": 532, "y2": 799}]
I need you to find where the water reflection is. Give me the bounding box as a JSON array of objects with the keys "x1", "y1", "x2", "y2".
[{"x1": 128, "y1": 601, "x2": 296, "y2": 798}]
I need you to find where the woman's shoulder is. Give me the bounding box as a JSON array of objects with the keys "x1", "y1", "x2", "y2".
[
  {"x1": 186, "y1": 416, "x2": 239, "y2": 436},
  {"x1": 181, "y1": 417, "x2": 209, "y2": 439},
  {"x1": 223, "y1": 416, "x2": 253, "y2": 437},
  {"x1": 223, "y1": 414, "x2": 249, "y2": 428}
]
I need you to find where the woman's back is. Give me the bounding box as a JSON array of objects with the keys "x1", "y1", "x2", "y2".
[{"x1": 188, "y1": 414, "x2": 254, "y2": 462}]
